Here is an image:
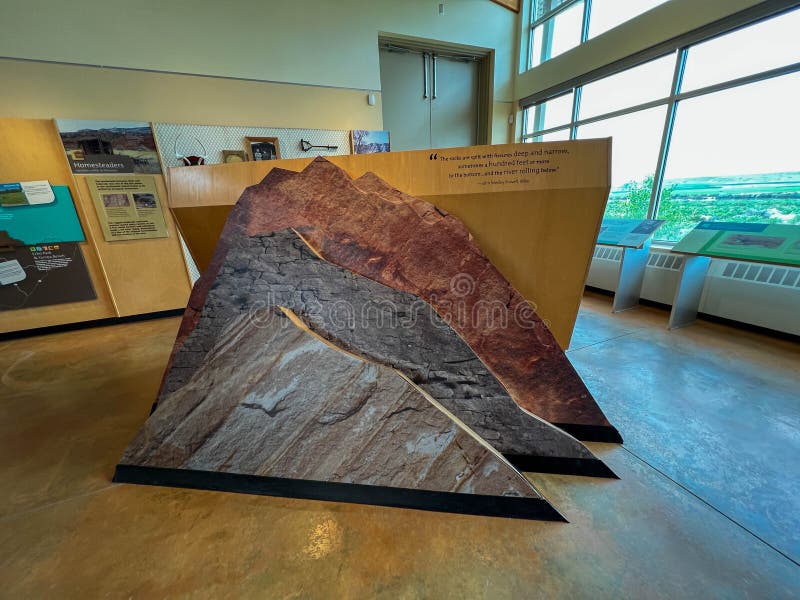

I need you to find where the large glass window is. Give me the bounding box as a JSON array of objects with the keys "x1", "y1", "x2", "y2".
[
  {"x1": 522, "y1": 7, "x2": 800, "y2": 243},
  {"x1": 577, "y1": 107, "x2": 667, "y2": 219},
  {"x1": 530, "y1": 1, "x2": 584, "y2": 68},
  {"x1": 588, "y1": 0, "x2": 670, "y2": 39},
  {"x1": 579, "y1": 54, "x2": 675, "y2": 120},
  {"x1": 657, "y1": 73, "x2": 800, "y2": 241},
  {"x1": 681, "y1": 9, "x2": 800, "y2": 92},
  {"x1": 529, "y1": 0, "x2": 672, "y2": 68},
  {"x1": 526, "y1": 92, "x2": 574, "y2": 135},
  {"x1": 536, "y1": 129, "x2": 571, "y2": 142}
]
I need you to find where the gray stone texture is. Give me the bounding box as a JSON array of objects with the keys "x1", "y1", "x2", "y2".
[
  {"x1": 161, "y1": 229, "x2": 602, "y2": 467},
  {"x1": 122, "y1": 308, "x2": 541, "y2": 500}
]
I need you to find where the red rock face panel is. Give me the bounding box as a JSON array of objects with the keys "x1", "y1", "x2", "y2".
[{"x1": 166, "y1": 158, "x2": 620, "y2": 442}]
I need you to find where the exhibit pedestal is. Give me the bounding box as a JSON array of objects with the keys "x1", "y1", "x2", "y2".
[
  {"x1": 611, "y1": 239, "x2": 652, "y2": 313},
  {"x1": 668, "y1": 254, "x2": 711, "y2": 330}
]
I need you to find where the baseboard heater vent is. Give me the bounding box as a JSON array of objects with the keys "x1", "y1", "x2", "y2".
[
  {"x1": 718, "y1": 261, "x2": 800, "y2": 289},
  {"x1": 646, "y1": 251, "x2": 683, "y2": 271},
  {"x1": 593, "y1": 246, "x2": 622, "y2": 261}
]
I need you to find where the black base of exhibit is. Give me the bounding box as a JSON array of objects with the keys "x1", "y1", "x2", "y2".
[
  {"x1": 505, "y1": 455, "x2": 619, "y2": 479},
  {"x1": 113, "y1": 464, "x2": 568, "y2": 522},
  {"x1": 554, "y1": 423, "x2": 624, "y2": 444},
  {"x1": 0, "y1": 309, "x2": 185, "y2": 342}
]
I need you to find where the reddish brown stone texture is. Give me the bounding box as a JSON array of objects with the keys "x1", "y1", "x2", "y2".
[{"x1": 165, "y1": 158, "x2": 619, "y2": 441}]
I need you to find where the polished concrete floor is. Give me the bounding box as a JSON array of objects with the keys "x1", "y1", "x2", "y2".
[{"x1": 0, "y1": 292, "x2": 798, "y2": 598}]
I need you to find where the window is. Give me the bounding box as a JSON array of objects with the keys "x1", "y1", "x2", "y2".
[
  {"x1": 525, "y1": 92, "x2": 574, "y2": 135},
  {"x1": 522, "y1": 7, "x2": 800, "y2": 242},
  {"x1": 658, "y1": 72, "x2": 800, "y2": 241},
  {"x1": 530, "y1": 1, "x2": 585, "y2": 68},
  {"x1": 537, "y1": 129, "x2": 571, "y2": 142},
  {"x1": 577, "y1": 107, "x2": 667, "y2": 219},
  {"x1": 588, "y1": 0, "x2": 670, "y2": 39},
  {"x1": 579, "y1": 54, "x2": 675, "y2": 120},
  {"x1": 529, "y1": 0, "x2": 670, "y2": 68},
  {"x1": 681, "y1": 8, "x2": 800, "y2": 92}
]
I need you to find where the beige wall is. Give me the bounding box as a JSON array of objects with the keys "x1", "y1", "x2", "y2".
[
  {"x1": 0, "y1": 0, "x2": 519, "y2": 142},
  {"x1": 0, "y1": 60, "x2": 384, "y2": 130},
  {"x1": 515, "y1": 0, "x2": 769, "y2": 105}
]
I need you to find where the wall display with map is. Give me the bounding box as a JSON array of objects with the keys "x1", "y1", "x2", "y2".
[
  {"x1": 597, "y1": 218, "x2": 665, "y2": 248},
  {"x1": 56, "y1": 119, "x2": 162, "y2": 175},
  {"x1": 671, "y1": 221, "x2": 800, "y2": 266},
  {"x1": 0, "y1": 242, "x2": 95, "y2": 311},
  {"x1": 0, "y1": 183, "x2": 85, "y2": 245},
  {"x1": 85, "y1": 175, "x2": 168, "y2": 242}
]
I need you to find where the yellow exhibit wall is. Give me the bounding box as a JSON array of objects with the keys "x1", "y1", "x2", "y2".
[
  {"x1": 0, "y1": 60, "x2": 383, "y2": 133},
  {"x1": 0, "y1": 118, "x2": 192, "y2": 334},
  {"x1": 168, "y1": 140, "x2": 611, "y2": 348}
]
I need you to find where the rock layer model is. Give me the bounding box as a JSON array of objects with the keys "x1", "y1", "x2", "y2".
[
  {"x1": 115, "y1": 308, "x2": 563, "y2": 521},
  {"x1": 159, "y1": 228, "x2": 614, "y2": 477},
  {"x1": 166, "y1": 158, "x2": 621, "y2": 442}
]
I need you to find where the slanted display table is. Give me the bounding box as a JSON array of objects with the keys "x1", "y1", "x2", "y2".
[
  {"x1": 668, "y1": 221, "x2": 800, "y2": 329},
  {"x1": 596, "y1": 218, "x2": 665, "y2": 312}
]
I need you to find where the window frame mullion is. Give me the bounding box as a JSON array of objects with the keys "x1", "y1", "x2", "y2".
[{"x1": 648, "y1": 48, "x2": 688, "y2": 220}]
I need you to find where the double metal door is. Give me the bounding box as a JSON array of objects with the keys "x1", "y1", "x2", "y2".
[{"x1": 379, "y1": 48, "x2": 478, "y2": 151}]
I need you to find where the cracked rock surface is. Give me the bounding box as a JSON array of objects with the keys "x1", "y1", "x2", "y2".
[
  {"x1": 161, "y1": 229, "x2": 598, "y2": 466},
  {"x1": 165, "y1": 158, "x2": 618, "y2": 440},
  {"x1": 123, "y1": 308, "x2": 543, "y2": 500}
]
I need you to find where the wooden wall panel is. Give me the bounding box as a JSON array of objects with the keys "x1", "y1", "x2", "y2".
[
  {"x1": 71, "y1": 174, "x2": 191, "y2": 317},
  {"x1": 0, "y1": 117, "x2": 192, "y2": 334},
  {"x1": 0, "y1": 118, "x2": 116, "y2": 333},
  {"x1": 168, "y1": 141, "x2": 610, "y2": 348}
]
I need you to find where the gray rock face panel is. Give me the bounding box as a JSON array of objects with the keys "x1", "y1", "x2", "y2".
[
  {"x1": 160, "y1": 229, "x2": 613, "y2": 477},
  {"x1": 118, "y1": 309, "x2": 561, "y2": 520}
]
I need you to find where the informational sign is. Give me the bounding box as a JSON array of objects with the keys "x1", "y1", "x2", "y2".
[
  {"x1": 0, "y1": 243, "x2": 96, "y2": 311},
  {"x1": 86, "y1": 175, "x2": 168, "y2": 242},
  {"x1": 672, "y1": 221, "x2": 800, "y2": 266},
  {"x1": 597, "y1": 218, "x2": 665, "y2": 248},
  {"x1": 0, "y1": 181, "x2": 55, "y2": 206},
  {"x1": 0, "y1": 183, "x2": 85, "y2": 245},
  {"x1": 56, "y1": 119, "x2": 162, "y2": 175}
]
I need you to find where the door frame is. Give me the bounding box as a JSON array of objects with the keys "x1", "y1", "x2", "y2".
[{"x1": 378, "y1": 33, "x2": 494, "y2": 146}]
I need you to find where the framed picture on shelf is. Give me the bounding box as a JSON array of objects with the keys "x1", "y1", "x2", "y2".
[
  {"x1": 351, "y1": 130, "x2": 390, "y2": 154},
  {"x1": 245, "y1": 137, "x2": 281, "y2": 161},
  {"x1": 222, "y1": 150, "x2": 248, "y2": 164}
]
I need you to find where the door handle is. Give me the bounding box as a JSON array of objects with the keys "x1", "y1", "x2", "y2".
[
  {"x1": 423, "y1": 53, "x2": 429, "y2": 99},
  {"x1": 432, "y1": 53, "x2": 438, "y2": 100}
]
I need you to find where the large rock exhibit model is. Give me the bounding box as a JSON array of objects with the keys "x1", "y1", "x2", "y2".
[
  {"x1": 116, "y1": 156, "x2": 620, "y2": 519},
  {"x1": 168, "y1": 158, "x2": 620, "y2": 443},
  {"x1": 160, "y1": 229, "x2": 614, "y2": 478},
  {"x1": 117, "y1": 308, "x2": 563, "y2": 521}
]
